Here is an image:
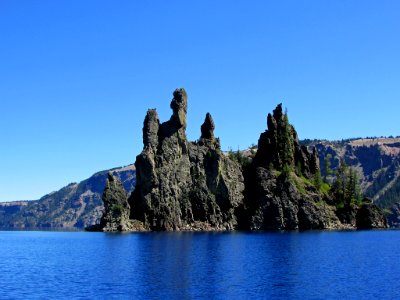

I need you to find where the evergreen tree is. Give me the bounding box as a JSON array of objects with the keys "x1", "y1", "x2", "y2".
[
  {"x1": 332, "y1": 160, "x2": 363, "y2": 206},
  {"x1": 278, "y1": 110, "x2": 294, "y2": 170},
  {"x1": 332, "y1": 160, "x2": 348, "y2": 206},
  {"x1": 323, "y1": 153, "x2": 333, "y2": 182},
  {"x1": 346, "y1": 169, "x2": 362, "y2": 204},
  {"x1": 313, "y1": 170, "x2": 323, "y2": 190}
]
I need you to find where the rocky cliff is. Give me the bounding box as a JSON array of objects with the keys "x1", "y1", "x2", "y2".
[{"x1": 97, "y1": 89, "x2": 387, "y2": 232}]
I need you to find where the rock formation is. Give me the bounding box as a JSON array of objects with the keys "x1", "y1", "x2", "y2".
[
  {"x1": 129, "y1": 88, "x2": 244, "y2": 231},
  {"x1": 244, "y1": 104, "x2": 340, "y2": 230},
  {"x1": 98, "y1": 172, "x2": 131, "y2": 231},
  {"x1": 356, "y1": 203, "x2": 388, "y2": 229},
  {"x1": 252, "y1": 103, "x2": 319, "y2": 177},
  {"x1": 243, "y1": 103, "x2": 386, "y2": 230},
  {"x1": 95, "y1": 89, "x2": 387, "y2": 232}
]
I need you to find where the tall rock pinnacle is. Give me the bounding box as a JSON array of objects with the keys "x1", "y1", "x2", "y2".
[
  {"x1": 170, "y1": 88, "x2": 188, "y2": 129},
  {"x1": 100, "y1": 172, "x2": 131, "y2": 232},
  {"x1": 143, "y1": 109, "x2": 160, "y2": 150},
  {"x1": 200, "y1": 112, "x2": 215, "y2": 140}
]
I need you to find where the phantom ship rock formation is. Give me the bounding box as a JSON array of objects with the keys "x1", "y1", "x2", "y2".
[{"x1": 95, "y1": 88, "x2": 387, "y2": 232}]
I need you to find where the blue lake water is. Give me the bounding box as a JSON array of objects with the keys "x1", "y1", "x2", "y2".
[{"x1": 0, "y1": 230, "x2": 399, "y2": 299}]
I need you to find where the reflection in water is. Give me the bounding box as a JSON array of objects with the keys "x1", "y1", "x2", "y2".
[{"x1": 1, "y1": 231, "x2": 400, "y2": 299}]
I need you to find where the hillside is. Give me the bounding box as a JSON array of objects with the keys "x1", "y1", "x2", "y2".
[
  {"x1": 301, "y1": 138, "x2": 400, "y2": 225},
  {"x1": 0, "y1": 165, "x2": 136, "y2": 229},
  {"x1": 302, "y1": 138, "x2": 400, "y2": 204}
]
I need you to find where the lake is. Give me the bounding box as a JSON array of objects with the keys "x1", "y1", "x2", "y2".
[{"x1": 0, "y1": 230, "x2": 399, "y2": 299}]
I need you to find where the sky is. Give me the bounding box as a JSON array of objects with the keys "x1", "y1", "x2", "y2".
[{"x1": 1, "y1": 0, "x2": 400, "y2": 201}]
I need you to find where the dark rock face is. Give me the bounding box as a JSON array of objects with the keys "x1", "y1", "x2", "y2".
[
  {"x1": 336, "y1": 204, "x2": 359, "y2": 227},
  {"x1": 246, "y1": 169, "x2": 340, "y2": 230},
  {"x1": 99, "y1": 172, "x2": 131, "y2": 231},
  {"x1": 143, "y1": 109, "x2": 160, "y2": 150},
  {"x1": 201, "y1": 113, "x2": 215, "y2": 140},
  {"x1": 356, "y1": 202, "x2": 388, "y2": 229},
  {"x1": 129, "y1": 88, "x2": 244, "y2": 231}
]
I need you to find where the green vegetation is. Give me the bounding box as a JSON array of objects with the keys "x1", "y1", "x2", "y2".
[
  {"x1": 320, "y1": 182, "x2": 331, "y2": 194},
  {"x1": 111, "y1": 204, "x2": 124, "y2": 214},
  {"x1": 285, "y1": 170, "x2": 329, "y2": 196},
  {"x1": 228, "y1": 149, "x2": 251, "y2": 167},
  {"x1": 293, "y1": 175, "x2": 307, "y2": 195},
  {"x1": 281, "y1": 163, "x2": 292, "y2": 177},
  {"x1": 313, "y1": 170, "x2": 323, "y2": 190},
  {"x1": 331, "y1": 160, "x2": 362, "y2": 207},
  {"x1": 323, "y1": 153, "x2": 333, "y2": 182},
  {"x1": 277, "y1": 111, "x2": 294, "y2": 169},
  {"x1": 295, "y1": 161, "x2": 302, "y2": 177}
]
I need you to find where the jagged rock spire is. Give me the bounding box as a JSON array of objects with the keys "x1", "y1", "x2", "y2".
[
  {"x1": 143, "y1": 109, "x2": 160, "y2": 150},
  {"x1": 201, "y1": 112, "x2": 215, "y2": 140},
  {"x1": 100, "y1": 172, "x2": 130, "y2": 232},
  {"x1": 253, "y1": 103, "x2": 319, "y2": 179},
  {"x1": 273, "y1": 103, "x2": 283, "y2": 120},
  {"x1": 170, "y1": 88, "x2": 188, "y2": 129}
]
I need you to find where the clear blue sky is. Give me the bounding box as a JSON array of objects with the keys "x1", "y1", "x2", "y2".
[{"x1": 1, "y1": 0, "x2": 399, "y2": 201}]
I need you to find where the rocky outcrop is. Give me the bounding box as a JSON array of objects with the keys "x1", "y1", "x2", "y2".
[
  {"x1": 244, "y1": 168, "x2": 341, "y2": 230},
  {"x1": 129, "y1": 88, "x2": 244, "y2": 231},
  {"x1": 200, "y1": 113, "x2": 215, "y2": 140},
  {"x1": 253, "y1": 104, "x2": 319, "y2": 178},
  {"x1": 356, "y1": 202, "x2": 388, "y2": 229},
  {"x1": 244, "y1": 104, "x2": 340, "y2": 230},
  {"x1": 335, "y1": 199, "x2": 387, "y2": 229},
  {"x1": 243, "y1": 104, "x2": 387, "y2": 230},
  {"x1": 98, "y1": 173, "x2": 131, "y2": 231},
  {"x1": 96, "y1": 90, "x2": 387, "y2": 232}
]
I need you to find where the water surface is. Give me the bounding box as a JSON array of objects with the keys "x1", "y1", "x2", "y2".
[{"x1": 0, "y1": 230, "x2": 399, "y2": 299}]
